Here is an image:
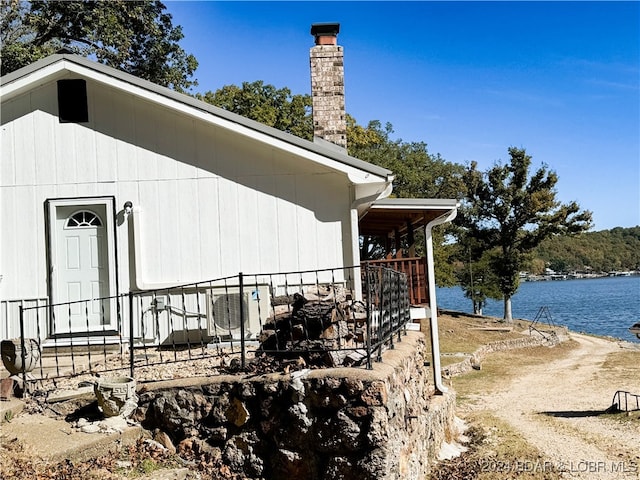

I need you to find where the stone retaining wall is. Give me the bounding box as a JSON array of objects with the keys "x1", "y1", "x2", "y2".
[
  {"x1": 133, "y1": 331, "x2": 456, "y2": 480},
  {"x1": 442, "y1": 330, "x2": 562, "y2": 378}
]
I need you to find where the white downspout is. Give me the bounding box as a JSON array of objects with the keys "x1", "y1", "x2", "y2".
[{"x1": 425, "y1": 208, "x2": 458, "y2": 394}]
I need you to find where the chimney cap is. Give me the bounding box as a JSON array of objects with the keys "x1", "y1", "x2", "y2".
[{"x1": 311, "y1": 22, "x2": 340, "y2": 40}]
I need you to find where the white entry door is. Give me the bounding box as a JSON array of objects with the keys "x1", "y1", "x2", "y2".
[{"x1": 48, "y1": 199, "x2": 117, "y2": 333}]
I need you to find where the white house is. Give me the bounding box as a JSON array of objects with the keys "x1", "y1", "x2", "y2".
[{"x1": 1, "y1": 26, "x2": 457, "y2": 391}]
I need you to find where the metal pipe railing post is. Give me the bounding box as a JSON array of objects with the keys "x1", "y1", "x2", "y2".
[
  {"x1": 365, "y1": 264, "x2": 372, "y2": 369},
  {"x1": 397, "y1": 272, "x2": 402, "y2": 343},
  {"x1": 387, "y1": 270, "x2": 395, "y2": 351},
  {"x1": 18, "y1": 306, "x2": 27, "y2": 398},
  {"x1": 128, "y1": 292, "x2": 134, "y2": 378},
  {"x1": 377, "y1": 267, "x2": 384, "y2": 361},
  {"x1": 239, "y1": 272, "x2": 246, "y2": 369}
]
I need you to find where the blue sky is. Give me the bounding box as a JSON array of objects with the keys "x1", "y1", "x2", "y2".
[{"x1": 165, "y1": 1, "x2": 639, "y2": 231}]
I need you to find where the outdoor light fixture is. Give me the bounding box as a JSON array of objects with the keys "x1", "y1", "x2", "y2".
[{"x1": 123, "y1": 201, "x2": 133, "y2": 214}]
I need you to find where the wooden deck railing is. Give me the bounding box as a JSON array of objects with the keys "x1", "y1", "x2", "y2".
[{"x1": 362, "y1": 256, "x2": 429, "y2": 305}]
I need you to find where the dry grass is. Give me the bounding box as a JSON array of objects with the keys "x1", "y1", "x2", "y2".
[
  {"x1": 439, "y1": 355, "x2": 468, "y2": 367},
  {"x1": 427, "y1": 312, "x2": 584, "y2": 480},
  {"x1": 0, "y1": 436, "x2": 177, "y2": 480},
  {"x1": 598, "y1": 351, "x2": 640, "y2": 385},
  {"x1": 422, "y1": 311, "x2": 531, "y2": 355}
]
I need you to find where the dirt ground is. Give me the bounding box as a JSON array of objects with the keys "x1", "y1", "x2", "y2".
[{"x1": 449, "y1": 330, "x2": 640, "y2": 479}]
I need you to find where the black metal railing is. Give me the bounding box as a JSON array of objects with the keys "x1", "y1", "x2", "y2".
[
  {"x1": 610, "y1": 390, "x2": 640, "y2": 413},
  {"x1": 9, "y1": 265, "x2": 410, "y2": 395}
]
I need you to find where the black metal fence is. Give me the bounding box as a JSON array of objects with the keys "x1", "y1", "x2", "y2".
[
  {"x1": 6, "y1": 265, "x2": 411, "y2": 395},
  {"x1": 610, "y1": 390, "x2": 640, "y2": 413}
]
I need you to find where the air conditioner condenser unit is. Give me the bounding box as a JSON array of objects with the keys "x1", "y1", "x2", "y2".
[{"x1": 206, "y1": 284, "x2": 270, "y2": 341}]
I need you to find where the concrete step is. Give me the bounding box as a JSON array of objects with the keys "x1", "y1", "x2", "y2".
[{"x1": 1, "y1": 410, "x2": 145, "y2": 462}]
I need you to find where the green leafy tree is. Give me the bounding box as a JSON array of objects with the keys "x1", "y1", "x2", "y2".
[
  {"x1": 534, "y1": 226, "x2": 640, "y2": 272},
  {"x1": 349, "y1": 118, "x2": 465, "y2": 285},
  {"x1": 348, "y1": 119, "x2": 465, "y2": 200},
  {"x1": 455, "y1": 247, "x2": 503, "y2": 315},
  {"x1": 458, "y1": 147, "x2": 592, "y2": 321},
  {"x1": 197, "y1": 81, "x2": 312, "y2": 140},
  {"x1": 1, "y1": 0, "x2": 198, "y2": 92},
  {"x1": 527, "y1": 257, "x2": 547, "y2": 275},
  {"x1": 431, "y1": 235, "x2": 460, "y2": 288}
]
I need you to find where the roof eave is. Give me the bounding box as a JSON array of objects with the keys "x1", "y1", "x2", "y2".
[
  {"x1": 369, "y1": 198, "x2": 459, "y2": 210},
  {"x1": 359, "y1": 198, "x2": 459, "y2": 237}
]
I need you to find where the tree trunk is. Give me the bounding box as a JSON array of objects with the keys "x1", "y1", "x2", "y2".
[
  {"x1": 503, "y1": 296, "x2": 513, "y2": 322},
  {"x1": 473, "y1": 300, "x2": 483, "y2": 316}
]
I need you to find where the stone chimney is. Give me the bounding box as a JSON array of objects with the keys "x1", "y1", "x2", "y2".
[{"x1": 310, "y1": 23, "x2": 347, "y2": 152}]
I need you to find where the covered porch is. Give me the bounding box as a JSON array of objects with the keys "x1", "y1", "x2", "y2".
[{"x1": 359, "y1": 198, "x2": 458, "y2": 307}]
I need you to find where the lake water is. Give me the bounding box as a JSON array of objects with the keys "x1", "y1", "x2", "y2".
[{"x1": 436, "y1": 275, "x2": 640, "y2": 343}]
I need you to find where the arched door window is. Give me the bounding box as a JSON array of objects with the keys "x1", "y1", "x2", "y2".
[{"x1": 64, "y1": 210, "x2": 103, "y2": 229}]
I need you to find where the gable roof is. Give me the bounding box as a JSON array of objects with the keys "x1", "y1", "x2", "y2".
[{"x1": 1, "y1": 54, "x2": 393, "y2": 185}]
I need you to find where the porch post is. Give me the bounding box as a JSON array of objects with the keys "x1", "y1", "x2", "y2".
[
  {"x1": 393, "y1": 228, "x2": 400, "y2": 255},
  {"x1": 349, "y1": 208, "x2": 363, "y2": 300},
  {"x1": 385, "y1": 235, "x2": 392, "y2": 257},
  {"x1": 407, "y1": 221, "x2": 415, "y2": 256}
]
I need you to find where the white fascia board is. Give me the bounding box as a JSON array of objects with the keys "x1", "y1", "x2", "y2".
[
  {"x1": 0, "y1": 62, "x2": 69, "y2": 100},
  {"x1": 370, "y1": 198, "x2": 460, "y2": 210},
  {"x1": 5, "y1": 60, "x2": 389, "y2": 186}
]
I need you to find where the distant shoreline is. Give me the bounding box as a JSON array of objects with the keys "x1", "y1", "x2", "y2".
[{"x1": 520, "y1": 271, "x2": 639, "y2": 282}]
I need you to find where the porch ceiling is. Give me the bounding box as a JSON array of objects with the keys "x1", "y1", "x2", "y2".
[{"x1": 359, "y1": 198, "x2": 458, "y2": 237}]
